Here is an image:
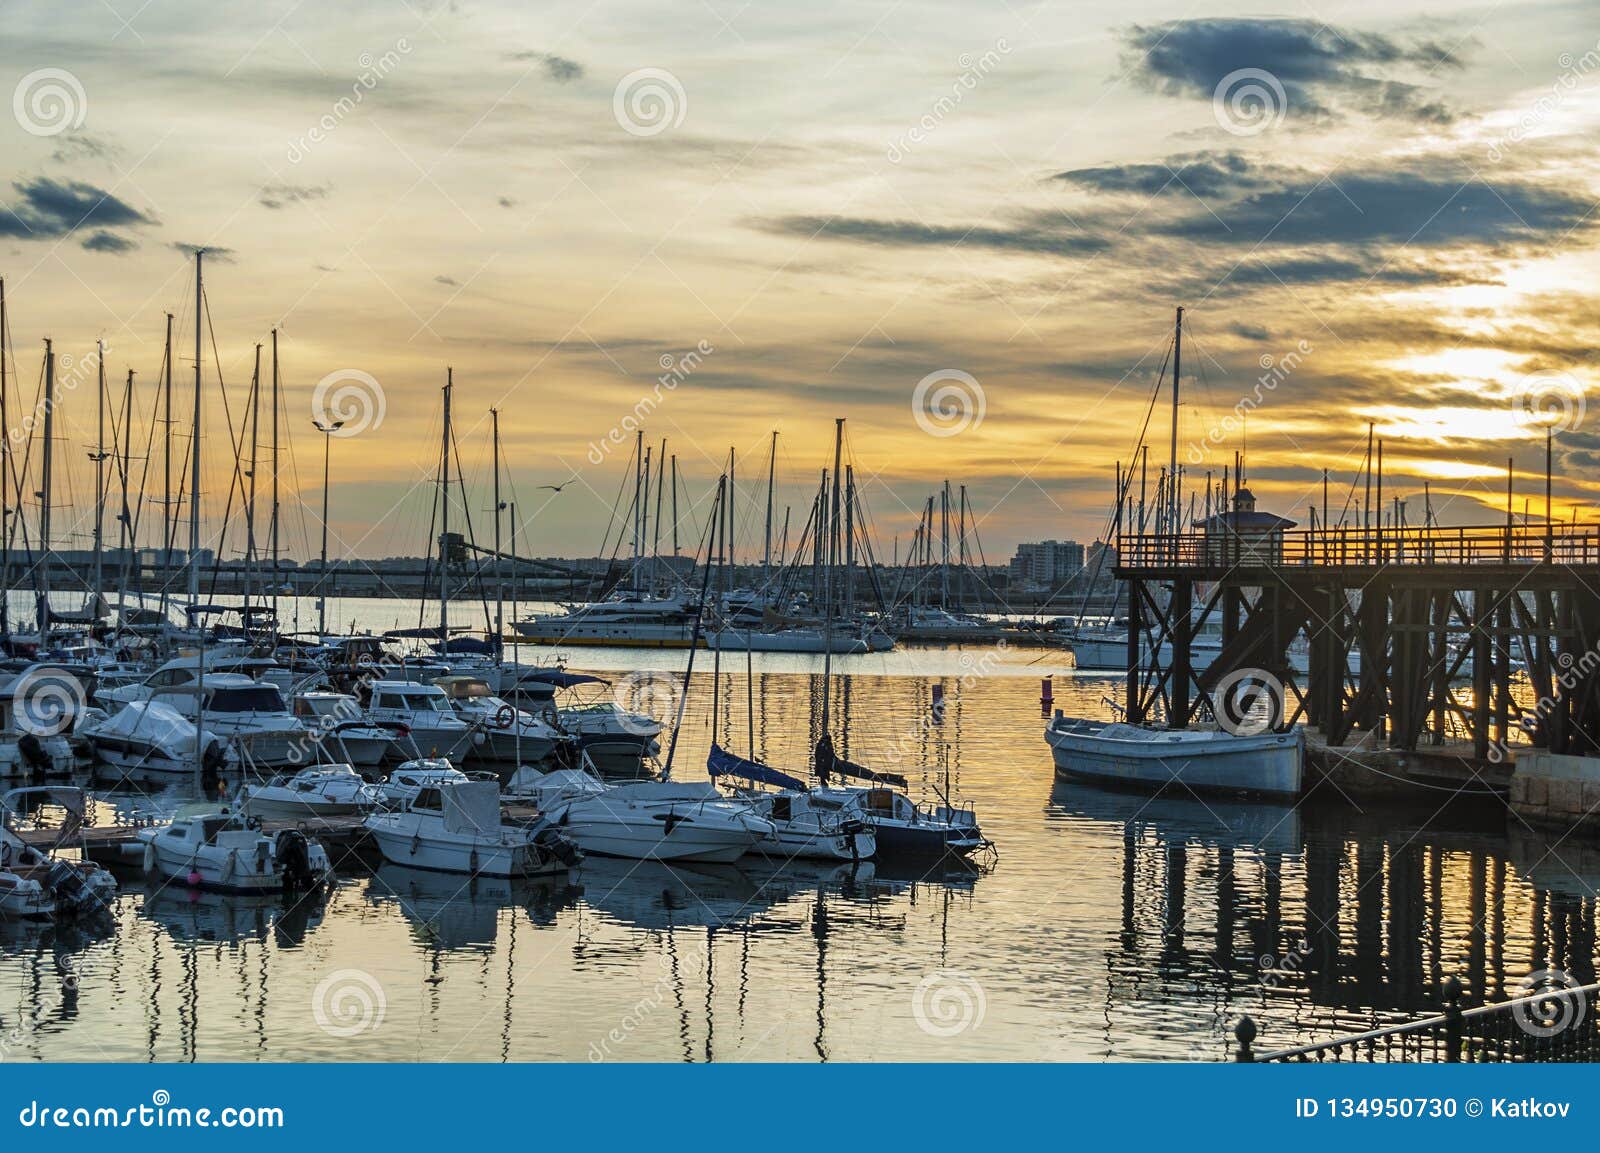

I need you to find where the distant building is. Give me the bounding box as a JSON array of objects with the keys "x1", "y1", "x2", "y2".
[
  {"x1": 1009, "y1": 540, "x2": 1085, "y2": 588},
  {"x1": 1200, "y1": 488, "x2": 1295, "y2": 565}
]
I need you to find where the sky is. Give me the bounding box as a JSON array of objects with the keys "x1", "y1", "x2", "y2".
[{"x1": 2, "y1": 0, "x2": 1598, "y2": 567}]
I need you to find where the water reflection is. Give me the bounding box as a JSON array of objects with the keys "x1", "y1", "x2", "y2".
[{"x1": 139, "y1": 885, "x2": 327, "y2": 948}]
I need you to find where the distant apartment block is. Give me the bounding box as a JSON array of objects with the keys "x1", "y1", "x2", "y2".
[{"x1": 1008, "y1": 539, "x2": 1085, "y2": 588}]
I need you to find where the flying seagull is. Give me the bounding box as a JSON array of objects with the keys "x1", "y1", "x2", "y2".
[{"x1": 538, "y1": 479, "x2": 575, "y2": 492}]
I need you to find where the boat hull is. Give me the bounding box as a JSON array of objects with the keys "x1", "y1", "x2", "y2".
[
  {"x1": 1045, "y1": 719, "x2": 1303, "y2": 797},
  {"x1": 365, "y1": 824, "x2": 561, "y2": 878}
]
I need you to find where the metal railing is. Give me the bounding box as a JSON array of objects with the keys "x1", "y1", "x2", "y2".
[
  {"x1": 1234, "y1": 976, "x2": 1600, "y2": 1063},
  {"x1": 1121, "y1": 523, "x2": 1600, "y2": 571}
]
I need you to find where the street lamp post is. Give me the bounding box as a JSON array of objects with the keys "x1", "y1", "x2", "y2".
[{"x1": 312, "y1": 418, "x2": 343, "y2": 635}]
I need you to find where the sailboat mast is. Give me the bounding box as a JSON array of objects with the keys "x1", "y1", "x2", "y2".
[
  {"x1": 763, "y1": 431, "x2": 776, "y2": 589},
  {"x1": 1169, "y1": 305, "x2": 1182, "y2": 537},
  {"x1": 670, "y1": 454, "x2": 679, "y2": 558},
  {"x1": 726, "y1": 446, "x2": 736, "y2": 597},
  {"x1": 631, "y1": 428, "x2": 642, "y2": 595},
  {"x1": 651, "y1": 438, "x2": 665, "y2": 592},
  {"x1": 187, "y1": 249, "x2": 203, "y2": 606},
  {"x1": 270, "y1": 328, "x2": 280, "y2": 623},
  {"x1": 439, "y1": 370, "x2": 452, "y2": 640},
  {"x1": 492, "y1": 408, "x2": 503, "y2": 658},
  {"x1": 38, "y1": 340, "x2": 55, "y2": 634},
  {"x1": 92, "y1": 341, "x2": 106, "y2": 606},
  {"x1": 820, "y1": 417, "x2": 843, "y2": 737},
  {"x1": 160, "y1": 312, "x2": 173, "y2": 615},
  {"x1": 246, "y1": 342, "x2": 261, "y2": 612},
  {"x1": 118, "y1": 368, "x2": 134, "y2": 596}
]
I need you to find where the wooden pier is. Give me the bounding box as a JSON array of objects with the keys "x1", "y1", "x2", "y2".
[{"x1": 1115, "y1": 518, "x2": 1600, "y2": 783}]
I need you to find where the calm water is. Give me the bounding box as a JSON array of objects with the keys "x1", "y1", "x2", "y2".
[{"x1": 1, "y1": 597, "x2": 1593, "y2": 1062}]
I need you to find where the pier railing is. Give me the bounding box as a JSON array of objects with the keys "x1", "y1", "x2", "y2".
[
  {"x1": 1234, "y1": 976, "x2": 1600, "y2": 1063},
  {"x1": 1120, "y1": 522, "x2": 1600, "y2": 572}
]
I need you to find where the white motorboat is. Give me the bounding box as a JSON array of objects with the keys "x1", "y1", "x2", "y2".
[
  {"x1": 151, "y1": 675, "x2": 307, "y2": 768},
  {"x1": 0, "y1": 675, "x2": 77, "y2": 778},
  {"x1": 364, "y1": 778, "x2": 580, "y2": 877},
  {"x1": 514, "y1": 593, "x2": 701, "y2": 648},
  {"x1": 364, "y1": 680, "x2": 477, "y2": 760},
  {"x1": 432, "y1": 675, "x2": 567, "y2": 764},
  {"x1": 0, "y1": 869, "x2": 54, "y2": 918},
  {"x1": 535, "y1": 676, "x2": 662, "y2": 774},
  {"x1": 137, "y1": 806, "x2": 332, "y2": 894},
  {"x1": 1044, "y1": 712, "x2": 1303, "y2": 797},
  {"x1": 374, "y1": 758, "x2": 476, "y2": 807},
  {"x1": 97, "y1": 651, "x2": 288, "y2": 711},
  {"x1": 81, "y1": 700, "x2": 233, "y2": 781},
  {"x1": 290, "y1": 691, "x2": 397, "y2": 769},
  {"x1": 0, "y1": 787, "x2": 119, "y2": 918},
  {"x1": 524, "y1": 769, "x2": 775, "y2": 864},
  {"x1": 706, "y1": 744, "x2": 876, "y2": 861},
  {"x1": 237, "y1": 765, "x2": 379, "y2": 820}
]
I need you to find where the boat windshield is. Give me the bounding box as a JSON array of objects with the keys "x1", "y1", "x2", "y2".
[{"x1": 207, "y1": 687, "x2": 285, "y2": 713}]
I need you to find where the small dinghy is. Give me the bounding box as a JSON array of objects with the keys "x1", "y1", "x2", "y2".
[
  {"x1": 137, "y1": 806, "x2": 332, "y2": 894},
  {"x1": 237, "y1": 764, "x2": 379, "y2": 820},
  {"x1": 1044, "y1": 713, "x2": 1303, "y2": 798},
  {"x1": 364, "y1": 778, "x2": 580, "y2": 877},
  {"x1": 707, "y1": 745, "x2": 876, "y2": 862}
]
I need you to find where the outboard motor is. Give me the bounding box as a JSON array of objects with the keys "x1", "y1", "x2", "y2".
[
  {"x1": 533, "y1": 825, "x2": 583, "y2": 868},
  {"x1": 17, "y1": 733, "x2": 52, "y2": 778},
  {"x1": 274, "y1": 829, "x2": 317, "y2": 893},
  {"x1": 45, "y1": 860, "x2": 100, "y2": 915},
  {"x1": 200, "y1": 738, "x2": 227, "y2": 798}
]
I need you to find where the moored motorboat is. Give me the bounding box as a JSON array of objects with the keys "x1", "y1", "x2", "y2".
[
  {"x1": 137, "y1": 806, "x2": 332, "y2": 894},
  {"x1": 1, "y1": 786, "x2": 118, "y2": 917},
  {"x1": 1044, "y1": 712, "x2": 1303, "y2": 797},
  {"x1": 237, "y1": 764, "x2": 380, "y2": 820},
  {"x1": 364, "y1": 778, "x2": 580, "y2": 877},
  {"x1": 707, "y1": 744, "x2": 876, "y2": 862}
]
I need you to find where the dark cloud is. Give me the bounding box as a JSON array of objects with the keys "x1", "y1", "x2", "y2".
[
  {"x1": 81, "y1": 230, "x2": 136, "y2": 254},
  {"x1": 1054, "y1": 152, "x2": 1258, "y2": 197},
  {"x1": 434, "y1": 274, "x2": 460, "y2": 286},
  {"x1": 505, "y1": 51, "x2": 584, "y2": 83},
  {"x1": 170, "y1": 242, "x2": 236, "y2": 262},
  {"x1": 497, "y1": 196, "x2": 516, "y2": 209},
  {"x1": 1122, "y1": 18, "x2": 1464, "y2": 124},
  {"x1": 259, "y1": 182, "x2": 330, "y2": 209},
  {"x1": 50, "y1": 132, "x2": 119, "y2": 165},
  {"x1": 0, "y1": 177, "x2": 155, "y2": 248},
  {"x1": 759, "y1": 214, "x2": 1109, "y2": 257}
]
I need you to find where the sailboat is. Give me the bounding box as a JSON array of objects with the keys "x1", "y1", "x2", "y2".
[
  {"x1": 1043, "y1": 307, "x2": 1306, "y2": 798},
  {"x1": 801, "y1": 420, "x2": 990, "y2": 857}
]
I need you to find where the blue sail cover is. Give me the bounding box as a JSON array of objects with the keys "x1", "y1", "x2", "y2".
[{"x1": 707, "y1": 744, "x2": 806, "y2": 792}]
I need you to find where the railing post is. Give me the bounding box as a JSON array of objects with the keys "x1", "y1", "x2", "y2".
[
  {"x1": 1235, "y1": 1015, "x2": 1257, "y2": 1062},
  {"x1": 1443, "y1": 976, "x2": 1463, "y2": 1062}
]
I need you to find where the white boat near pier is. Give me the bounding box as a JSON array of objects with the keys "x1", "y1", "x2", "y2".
[{"x1": 1044, "y1": 713, "x2": 1303, "y2": 798}]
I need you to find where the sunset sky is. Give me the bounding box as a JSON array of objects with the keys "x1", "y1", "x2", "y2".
[{"x1": 3, "y1": 1, "x2": 1598, "y2": 566}]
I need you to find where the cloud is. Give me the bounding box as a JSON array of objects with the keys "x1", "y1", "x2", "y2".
[
  {"x1": 505, "y1": 51, "x2": 584, "y2": 83},
  {"x1": 1054, "y1": 152, "x2": 1259, "y2": 197},
  {"x1": 497, "y1": 196, "x2": 516, "y2": 208},
  {"x1": 434, "y1": 274, "x2": 460, "y2": 286},
  {"x1": 259, "y1": 182, "x2": 330, "y2": 209},
  {"x1": 81, "y1": 230, "x2": 136, "y2": 254},
  {"x1": 0, "y1": 177, "x2": 155, "y2": 248},
  {"x1": 170, "y1": 242, "x2": 237, "y2": 262},
  {"x1": 1121, "y1": 18, "x2": 1464, "y2": 124},
  {"x1": 759, "y1": 214, "x2": 1109, "y2": 257},
  {"x1": 50, "y1": 132, "x2": 119, "y2": 165}
]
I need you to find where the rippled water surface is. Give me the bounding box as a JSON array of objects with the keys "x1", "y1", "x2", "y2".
[{"x1": 1, "y1": 606, "x2": 1592, "y2": 1062}]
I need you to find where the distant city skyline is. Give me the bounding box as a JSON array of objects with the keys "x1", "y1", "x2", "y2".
[{"x1": 2, "y1": 3, "x2": 1597, "y2": 568}]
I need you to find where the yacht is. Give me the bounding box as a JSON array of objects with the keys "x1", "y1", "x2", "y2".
[
  {"x1": 1044, "y1": 712, "x2": 1303, "y2": 797},
  {"x1": 533, "y1": 675, "x2": 662, "y2": 774},
  {"x1": 364, "y1": 680, "x2": 476, "y2": 760},
  {"x1": 374, "y1": 758, "x2": 476, "y2": 807},
  {"x1": 137, "y1": 806, "x2": 332, "y2": 894},
  {"x1": 81, "y1": 699, "x2": 233, "y2": 781},
  {"x1": 364, "y1": 778, "x2": 580, "y2": 876},
  {"x1": 895, "y1": 605, "x2": 1000, "y2": 643},
  {"x1": 517, "y1": 766, "x2": 775, "y2": 863},
  {"x1": 432, "y1": 675, "x2": 568, "y2": 764},
  {"x1": 513, "y1": 593, "x2": 700, "y2": 648},
  {"x1": 237, "y1": 765, "x2": 380, "y2": 820},
  {"x1": 150, "y1": 675, "x2": 306, "y2": 769},
  {"x1": 290, "y1": 690, "x2": 398, "y2": 770},
  {"x1": 97, "y1": 651, "x2": 290, "y2": 712},
  {"x1": 707, "y1": 744, "x2": 876, "y2": 861}
]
